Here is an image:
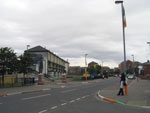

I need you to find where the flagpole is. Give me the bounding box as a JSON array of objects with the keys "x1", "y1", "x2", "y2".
[
  {"x1": 115, "y1": 1, "x2": 128, "y2": 95},
  {"x1": 121, "y1": 3, "x2": 127, "y2": 75}
]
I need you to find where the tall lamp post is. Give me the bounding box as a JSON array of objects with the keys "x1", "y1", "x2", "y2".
[
  {"x1": 147, "y1": 42, "x2": 150, "y2": 60},
  {"x1": 27, "y1": 45, "x2": 30, "y2": 50},
  {"x1": 115, "y1": 0, "x2": 128, "y2": 95},
  {"x1": 84, "y1": 54, "x2": 88, "y2": 73},
  {"x1": 131, "y1": 54, "x2": 135, "y2": 74}
]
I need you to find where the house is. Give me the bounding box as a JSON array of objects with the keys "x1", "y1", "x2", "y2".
[
  {"x1": 142, "y1": 60, "x2": 150, "y2": 75},
  {"x1": 68, "y1": 66, "x2": 83, "y2": 75},
  {"x1": 119, "y1": 60, "x2": 133, "y2": 73},
  {"x1": 88, "y1": 61, "x2": 98, "y2": 67},
  {"x1": 27, "y1": 45, "x2": 69, "y2": 78}
]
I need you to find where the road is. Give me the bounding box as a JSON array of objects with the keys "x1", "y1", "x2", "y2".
[{"x1": 0, "y1": 78, "x2": 149, "y2": 113}]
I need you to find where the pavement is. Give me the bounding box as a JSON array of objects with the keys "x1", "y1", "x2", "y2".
[{"x1": 98, "y1": 77, "x2": 150, "y2": 108}]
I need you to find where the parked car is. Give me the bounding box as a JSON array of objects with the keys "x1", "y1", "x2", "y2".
[{"x1": 127, "y1": 74, "x2": 135, "y2": 79}]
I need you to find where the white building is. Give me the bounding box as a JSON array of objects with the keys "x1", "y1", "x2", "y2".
[{"x1": 28, "y1": 46, "x2": 69, "y2": 78}]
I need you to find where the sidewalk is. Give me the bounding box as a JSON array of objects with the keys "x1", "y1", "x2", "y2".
[{"x1": 99, "y1": 78, "x2": 150, "y2": 107}]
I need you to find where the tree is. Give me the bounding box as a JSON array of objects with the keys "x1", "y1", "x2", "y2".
[
  {"x1": 114, "y1": 68, "x2": 120, "y2": 75},
  {"x1": 0, "y1": 47, "x2": 17, "y2": 87},
  {"x1": 19, "y1": 52, "x2": 33, "y2": 78},
  {"x1": 88, "y1": 64, "x2": 101, "y2": 74}
]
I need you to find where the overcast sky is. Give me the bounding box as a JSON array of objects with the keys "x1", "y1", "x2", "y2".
[{"x1": 0, "y1": 0, "x2": 150, "y2": 68}]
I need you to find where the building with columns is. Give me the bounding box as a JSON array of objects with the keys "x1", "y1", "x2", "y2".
[{"x1": 27, "y1": 46, "x2": 69, "y2": 78}]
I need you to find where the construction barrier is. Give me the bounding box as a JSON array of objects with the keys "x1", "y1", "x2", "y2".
[
  {"x1": 38, "y1": 75, "x2": 44, "y2": 85},
  {"x1": 62, "y1": 75, "x2": 67, "y2": 83}
]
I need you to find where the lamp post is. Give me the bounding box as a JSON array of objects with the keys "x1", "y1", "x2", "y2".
[
  {"x1": 27, "y1": 45, "x2": 30, "y2": 50},
  {"x1": 147, "y1": 42, "x2": 150, "y2": 60},
  {"x1": 131, "y1": 54, "x2": 135, "y2": 74},
  {"x1": 101, "y1": 61, "x2": 104, "y2": 76},
  {"x1": 131, "y1": 54, "x2": 134, "y2": 62},
  {"x1": 84, "y1": 54, "x2": 88, "y2": 73}
]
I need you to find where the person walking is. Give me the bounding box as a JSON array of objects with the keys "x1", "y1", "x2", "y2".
[{"x1": 117, "y1": 73, "x2": 125, "y2": 96}]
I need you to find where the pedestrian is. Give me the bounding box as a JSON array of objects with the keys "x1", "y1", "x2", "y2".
[{"x1": 117, "y1": 73, "x2": 125, "y2": 96}]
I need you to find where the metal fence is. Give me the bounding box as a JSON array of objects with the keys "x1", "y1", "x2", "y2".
[{"x1": 0, "y1": 77, "x2": 35, "y2": 88}]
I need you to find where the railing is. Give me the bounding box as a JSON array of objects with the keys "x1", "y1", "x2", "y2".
[{"x1": 0, "y1": 77, "x2": 35, "y2": 88}]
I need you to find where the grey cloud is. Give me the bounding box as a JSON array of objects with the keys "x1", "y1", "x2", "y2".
[{"x1": 0, "y1": 0, "x2": 150, "y2": 67}]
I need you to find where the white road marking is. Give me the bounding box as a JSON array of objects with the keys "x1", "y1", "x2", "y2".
[
  {"x1": 39, "y1": 110, "x2": 47, "y2": 113},
  {"x1": 61, "y1": 89, "x2": 76, "y2": 93},
  {"x1": 0, "y1": 103, "x2": 2, "y2": 105},
  {"x1": 81, "y1": 96, "x2": 86, "y2": 99},
  {"x1": 61, "y1": 103, "x2": 67, "y2": 106},
  {"x1": 21, "y1": 94, "x2": 51, "y2": 100},
  {"x1": 76, "y1": 98, "x2": 80, "y2": 101},
  {"x1": 7, "y1": 92, "x2": 21, "y2": 96},
  {"x1": 70, "y1": 100, "x2": 75, "y2": 103},
  {"x1": 51, "y1": 106, "x2": 58, "y2": 109}
]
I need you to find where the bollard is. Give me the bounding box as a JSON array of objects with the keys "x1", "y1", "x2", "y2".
[{"x1": 125, "y1": 85, "x2": 128, "y2": 96}]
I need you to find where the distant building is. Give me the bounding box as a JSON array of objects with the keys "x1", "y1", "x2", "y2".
[
  {"x1": 102, "y1": 66, "x2": 110, "y2": 72},
  {"x1": 68, "y1": 66, "x2": 84, "y2": 75},
  {"x1": 119, "y1": 60, "x2": 133, "y2": 73},
  {"x1": 88, "y1": 61, "x2": 98, "y2": 67},
  {"x1": 27, "y1": 45, "x2": 69, "y2": 78},
  {"x1": 142, "y1": 60, "x2": 150, "y2": 75}
]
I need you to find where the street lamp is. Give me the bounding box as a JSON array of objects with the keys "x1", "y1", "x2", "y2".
[
  {"x1": 27, "y1": 45, "x2": 30, "y2": 50},
  {"x1": 147, "y1": 42, "x2": 150, "y2": 60},
  {"x1": 131, "y1": 54, "x2": 134, "y2": 62},
  {"x1": 131, "y1": 54, "x2": 135, "y2": 74},
  {"x1": 84, "y1": 54, "x2": 88, "y2": 73},
  {"x1": 101, "y1": 61, "x2": 104, "y2": 76},
  {"x1": 115, "y1": 0, "x2": 127, "y2": 75}
]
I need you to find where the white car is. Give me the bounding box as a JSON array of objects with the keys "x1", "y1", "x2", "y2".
[{"x1": 127, "y1": 74, "x2": 135, "y2": 79}]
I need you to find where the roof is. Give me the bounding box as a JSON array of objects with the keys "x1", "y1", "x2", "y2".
[
  {"x1": 88, "y1": 61, "x2": 98, "y2": 65},
  {"x1": 27, "y1": 45, "x2": 69, "y2": 63},
  {"x1": 120, "y1": 60, "x2": 132, "y2": 64},
  {"x1": 27, "y1": 46, "x2": 50, "y2": 52},
  {"x1": 143, "y1": 60, "x2": 150, "y2": 65}
]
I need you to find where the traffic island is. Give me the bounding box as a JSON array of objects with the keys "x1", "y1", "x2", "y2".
[
  {"x1": 0, "y1": 94, "x2": 8, "y2": 97},
  {"x1": 97, "y1": 90, "x2": 150, "y2": 109}
]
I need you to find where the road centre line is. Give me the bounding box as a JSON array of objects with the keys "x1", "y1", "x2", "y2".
[
  {"x1": 76, "y1": 98, "x2": 80, "y2": 100},
  {"x1": 51, "y1": 106, "x2": 58, "y2": 109},
  {"x1": 70, "y1": 100, "x2": 75, "y2": 103},
  {"x1": 61, "y1": 89, "x2": 76, "y2": 93},
  {"x1": 38, "y1": 110, "x2": 47, "y2": 113},
  {"x1": 81, "y1": 96, "x2": 86, "y2": 99},
  {"x1": 61, "y1": 103, "x2": 67, "y2": 106},
  {"x1": 21, "y1": 94, "x2": 51, "y2": 100}
]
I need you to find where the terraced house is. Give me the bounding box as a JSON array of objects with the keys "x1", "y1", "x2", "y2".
[{"x1": 27, "y1": 46, "x2": 69, "y2": 78}]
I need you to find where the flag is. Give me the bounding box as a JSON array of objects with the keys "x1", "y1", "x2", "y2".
[{"x1": 122, "y1": 5, "x2": 127, "y2": 28}]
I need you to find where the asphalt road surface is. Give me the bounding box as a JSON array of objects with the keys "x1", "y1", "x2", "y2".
[{"x1": 0, "y1": 78, "x2": 149, "y2": 113}]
